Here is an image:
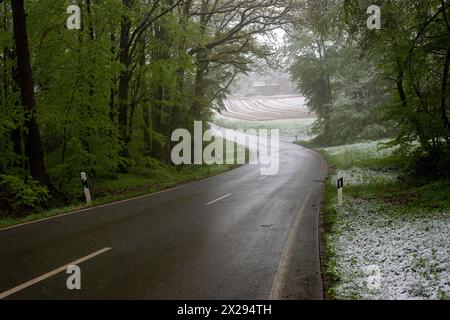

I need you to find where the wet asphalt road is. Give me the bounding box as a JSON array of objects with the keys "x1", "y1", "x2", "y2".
[{"x1": 0, "y1": 140, "x2": 327, "y2": 300}]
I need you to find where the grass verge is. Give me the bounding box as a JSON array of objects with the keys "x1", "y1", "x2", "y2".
[{"x1": 298, "y1": 140, "x2": 450, "y2": 299}]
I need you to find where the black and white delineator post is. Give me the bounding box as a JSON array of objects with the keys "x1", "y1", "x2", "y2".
[
  {"x1": 81, "y1": 172, "x2": 91, "y2": 204},
  {"x1": 337, "y1": 177, "x2": 344, "y2": 206}
]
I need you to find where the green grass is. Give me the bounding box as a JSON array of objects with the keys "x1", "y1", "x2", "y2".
[
  {"x1": 344, "y1": 180, "x2": 450, "y2": 212},
  {"x1": 213, "y1": 114, "x2": 316, "y2": 139},
  {"x1": 0, "y1": 139, "x2": 248, "y2": 229},
  {"x1": 297, "y1": 140, "x2": 397, "y2": 168}
]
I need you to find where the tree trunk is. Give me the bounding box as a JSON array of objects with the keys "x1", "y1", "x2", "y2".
[
  {"x1": 137, "y1": 34, "x2": 151, "y2": 156},
  {"x1": 109, "y1": 31, "x2": 116, "y2": 123},
  {"x1": 3, "y1": 6, "x2": 23, "y2": 167},
  {"x1": 440, "y1": 45, "x2": 450, "y2": 133},
  {"x1": 10, "y1": 0, "x2": 49, "y2": 186},
  {"x1": 151, "y1": 85, "x2": 164, "y2": 160},
  {"x1": 143, "y1": 104, "x2": 151, "y2": 156},
  {"x1": 118, "y1": 0, "x2": 132, "y2": 158},
  {"x1": 193, "y1": 52, "x2": 207, "y2": 121},
  {"x1": 396, "y1": 61, "x2": 408, "y2": 108},
  {"x1": 151, "y1": 18, "x2": 169, "y2": 161},
  {"x1": 192, "y1": 0, "x2": 208, "y2": 122},
  {"x1": 86, "y1": 0, "x2": 95, "y2": 40}
]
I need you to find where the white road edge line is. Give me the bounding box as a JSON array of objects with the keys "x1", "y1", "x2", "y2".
[
  {"x1": 259, "y1": 175, "x2": 268, "y2": 181},
  {"x1": 206, "y1": 194, "x2": 231, "y2": 206},
  {"x1": 0, "y1": 247, "x2": 112, "y2": 300},
  {"x1": 269, "y1": 156, "x2": 327, "y2": 300},
  {"x1": 269, "y1": 185, "x2": 314, "y2": 300}
]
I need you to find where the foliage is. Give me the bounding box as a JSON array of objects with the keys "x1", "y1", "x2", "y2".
[
  {"x1": 0, "y1": 0, "x2": 288, "y2": 217},
  {"x1": 287, "y1": 0, "x2": 394, "y2": 146},
  {"x1": 287, "y1": 0, "x2": 450, "y2": 161},
  {"x1": 0, "y1": 174, "x2": 49, "y2": 216}
]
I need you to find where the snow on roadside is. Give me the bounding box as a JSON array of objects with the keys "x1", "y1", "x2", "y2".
[
  {"x1": 324, "y1": 140, "x2": 450, "y2": 300},
  {"x1": 328, "y1": 197, "x2": 450, "y2": 300},
  {"x1": 333, "y1": 167, "x2": 398, "y2": 186},
  {"x1": 324, "y1": 140, "x2": 393, "y2": 157},
  {"x1": 324, "y1": 140, "x2": 392, "y2": 158}
]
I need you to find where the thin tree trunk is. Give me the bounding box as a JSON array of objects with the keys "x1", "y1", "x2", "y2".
[
  {"x1": 143, "y1": 104, "x2": 151, "y2": 155},
  {"x1": 151, "y1": 19, "x2": 168, "y2": 161},
  {"x1": 109, "y1": 31, "x2": 117, "y2": 123},
  {"x1": 86, "y1": 0, "x2": 95, "y2": 40},
  {"x1": 193, "y1": 53, "x2": 207, "y2": 121},
  {"x1": 440, "y1": 45, "x2": 450, "y2": 133},
  {"x1": 138, "y1": 34, "x2": 151, "y2": 156},
  {"x1": 396, "y1": 62, "x2": 408, "y2": 108},
  {"x1": 118, "y1": 0, "x2": 132, "y2": 158},
  {"x1": 151, "y1": 85, "x2": 164, "y2": 160}
]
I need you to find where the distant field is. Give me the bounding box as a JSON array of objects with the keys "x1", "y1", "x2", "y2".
[
  {"x1": 213, "y1": 114, "x2": 316, "y2": 142},
  {"x1": 221, "y1": 95, "x2": 315, "y2": 121},
  {"x1": 214, "y1": 95, "x2": 317, "y2": 141}
]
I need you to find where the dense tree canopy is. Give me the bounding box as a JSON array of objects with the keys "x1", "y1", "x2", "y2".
[
  {"x1": 0, "y1": 0, "x2": 289, "y2": 210},
  {"x1": 287, "y1": 0, "x2": 450, "y2": 166}
]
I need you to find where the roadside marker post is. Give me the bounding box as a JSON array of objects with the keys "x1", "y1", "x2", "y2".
[
  {"x1": 337, "y1": 177, "x2": 344, "y2": 206},
  {"x1": 81, "y1": 172, "x2": 92, "y2": 204}
]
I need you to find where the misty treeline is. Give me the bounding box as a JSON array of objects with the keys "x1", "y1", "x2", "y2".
[
  {"x1": 287, "y1": 0, "x2": 450, "y2": 175},
  {"x1": 0, "y1": 0, "x2": 290, "y2": 212}
]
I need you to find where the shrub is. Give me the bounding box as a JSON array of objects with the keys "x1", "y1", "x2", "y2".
[
  {"x1": 0, "y1": 175, "x2": 49, "y2": 217},
  {"x1": 358, "y1": 124, "x2": 388, "y2": 141},
  {"x1": 47, "y1": 138, "x2": 118, "y2": 202}
]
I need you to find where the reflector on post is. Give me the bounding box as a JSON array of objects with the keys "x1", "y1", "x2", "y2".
[
  {"x1": 81, "y1": 172, "x2": 92, "y2": 204},
  {"x1": 337, "y1": 177, "x2": 344, "y2": 206}
]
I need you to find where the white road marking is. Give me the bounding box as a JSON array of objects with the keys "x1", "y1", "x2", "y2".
[
  {"x1": 259, "y1": 175, "x2": 268, "y2": 181},
  {"x1": 269, "y1": 185, "x2": 314, "y2": 300},
  {"x1": 206, "y1": 194, "x2": 231, "y2": 206},
  {"x1": 269, "y1": 156, "x2": 327, "y2": 300},
  {"x1": 0, "y1": 247, "x2": 112, "y2": 299}
]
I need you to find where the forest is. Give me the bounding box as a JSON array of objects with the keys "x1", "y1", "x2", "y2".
[
  {"x1": 289, "y1": 0, "x2": 450, "y2": 155},
  {"x1": 0, "y1": 0, "x2": 291, "y2": 216},
  {"x1": 0, "y1": 0, "x2": 449, "y2": 219}
]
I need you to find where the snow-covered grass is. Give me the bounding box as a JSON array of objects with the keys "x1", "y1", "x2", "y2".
[
  {"x1": 328, "y1": 199, "x2": 450, "y2": 300},
  {"x1": 333, "y1": 168, "x2": 398, "y2": 186},
  {"x1": 324, "y1": 140, "x2": 392, "y2": 156},
  {"x1": 321, "y1": 140, "x2": 450, "y2": 300}
]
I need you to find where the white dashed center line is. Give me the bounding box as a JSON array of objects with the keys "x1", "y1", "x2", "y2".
[
  {"x1": 206, "y1": 194, "x2": 231, "y2": 206},
  {"x1": 0, "y1": 247, "x2": 112, "y2": 299}
]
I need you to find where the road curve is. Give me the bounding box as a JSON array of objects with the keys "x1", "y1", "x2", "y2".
[{"x1": 0, "y1": 139, "x2": 327, "y2": 300}]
